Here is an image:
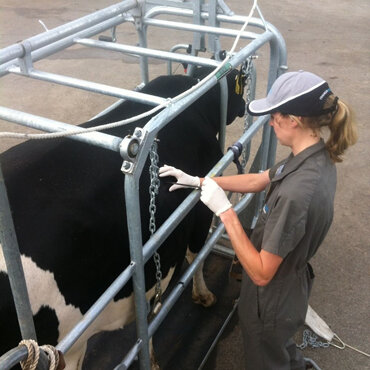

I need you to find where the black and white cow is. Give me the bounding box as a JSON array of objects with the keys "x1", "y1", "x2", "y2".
[{"x1": 0, "y1": 68, "x2": 245, "y2": 369}]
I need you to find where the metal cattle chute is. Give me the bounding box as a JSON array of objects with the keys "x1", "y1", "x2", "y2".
[{"x1": 0, "y1": 1, "x2": 287, "y2": 369}]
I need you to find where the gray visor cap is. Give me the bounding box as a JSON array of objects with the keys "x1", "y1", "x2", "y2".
[{"x1": 247, "y1": 71, "x2": 333, "y2": 116}]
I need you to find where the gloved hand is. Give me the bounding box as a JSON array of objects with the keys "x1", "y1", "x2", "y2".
[
  {"x1": 159, "y1": 165, "x2": 200, "y2": 192},
  {"x1": 200, "y1": 177, "x2": 232, "y2": 216}
]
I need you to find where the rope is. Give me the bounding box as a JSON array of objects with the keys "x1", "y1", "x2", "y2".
[
  {"x1": 0, "y1": 102, "x2": 165, "y2": 140},
  {"x1": 0, "y1": 0, "x2": 259, "y2": 141},
  {"x1": 19, "y1": 340, "x2": 40, "y2": 370},
  {"x1": 19, "y1": 339, "x2": 60, "y2": 370},
  {"x1": 330, "y1": 334, "x2": 370, "y2": 358}
]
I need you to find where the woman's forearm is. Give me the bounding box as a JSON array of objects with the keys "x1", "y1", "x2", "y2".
[
  {"x1": 219, "y1": 208, "x2": 282, "y2": 286},
  {"x1": 200, "y1": 170, "x2": 270, "y2": 194}
]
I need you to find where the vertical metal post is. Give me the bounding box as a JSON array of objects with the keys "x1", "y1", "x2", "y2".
[
  {"x1": 242, "y1": 61, "x2": 257, "y2": 166},
  {"x1": 208, "y1": 0, "x2": 219, "y2": 54},
  {"x1": 124, "y1": 174, "x2": 151, "y2": 370},
  {"x1": 265, "y1": 36, "x2": 284, "y2": 169},
  {"x1": 239, "y1": 35, "x2": 284, "y2": 229},
  {"x1": 135, "y1": 1, "x2": 149, "y2": 85},
  {"x1": 218, "y1": 74, "x2": 228, "y2": 152},
  {"x1": 187, "y1": 0, "x2": 204, "y2": 76},
  {"x1": 0, "y1": 163, "x2": 36, "y2": 341},
  {"x1": 137, "y1": 26, "x2": 149, "y2": 85},
  {"x1": 214, "y1": 37, "x2": 228, "y2": 152}
]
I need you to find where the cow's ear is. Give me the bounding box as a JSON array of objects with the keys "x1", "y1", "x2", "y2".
[{"x1": 234, "y1": 66, "x2": 247, "y2": 96}]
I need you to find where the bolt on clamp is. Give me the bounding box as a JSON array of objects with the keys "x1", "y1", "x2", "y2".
[{"x1": 120, "y1": 127, "x2": 146, "y2": 174}]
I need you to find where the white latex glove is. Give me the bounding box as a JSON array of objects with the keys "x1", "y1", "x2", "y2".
[
  {"x1": 200, "y1": 177, "x2": 232, "y2": 216},
  {"x1": 159, "y1": 165, "x2": 200, "y2": 192}
]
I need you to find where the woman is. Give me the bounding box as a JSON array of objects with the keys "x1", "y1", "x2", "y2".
[{"x1": 159, "y1": 70, "x2": 357, "y2": 369}]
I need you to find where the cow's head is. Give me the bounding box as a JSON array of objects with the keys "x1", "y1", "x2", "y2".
[
  {"x1": 191, "y1": 64, "x2": 246, "y2": 126},
  {"x1": 225, "y1": 67, "x2": 247, "y2": 124}
]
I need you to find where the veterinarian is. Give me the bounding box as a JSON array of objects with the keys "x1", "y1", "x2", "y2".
[{"x1": 159, "y1": 70, "x2": 357, "y2": 369}]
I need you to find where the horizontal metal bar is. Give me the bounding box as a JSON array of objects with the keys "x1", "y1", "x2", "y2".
[
  {"x1": 143, "y1": 5, "x2": 220, "y2": 21},
  {"x1": 0, "y1": 106, "x2": 123, "y2": 152},
  {"x1": 144, "y1": 6, "x2": 272, "y2": 34},
  {"x1": 76, "y1": 38, "x2": 220, "y2": 67},
  {"x1": 212, "y1": 243, "x2": 235, "y2": 258},
  {"x1": 0, "y1": 0, "x2": 137, "y2": 65},
  {"x1": 57, "y1": 262, "x2": 135, "y2": 354},
  {"x1": 144, "y1": 7, "x2": 286, "y2": 68},
  {"x1": 143, "y1": 18, "x2": 259, "y2": 40},
  {"x1": 0, "y1": 14, "x2": 132, "y2": 78},
  {"x1": 144, "y1": 5, "x2": 287, "y2": 84},
  {"x1": 8, "y1": 68, "x2": 166, "y2": 107},
  {"x1": 144, "y1": 0, "x2": 199, "y2": 11}
]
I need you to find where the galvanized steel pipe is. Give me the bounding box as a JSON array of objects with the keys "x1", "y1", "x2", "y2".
[
  {"x1": 76, "y1": 38, "x2": 220, "y2": 68},
  {"x1": 0, "y1": 164, "x2": 36, "y2": 343},
  {"x1": 8, "y1": 68, "x2": 166, "y2": 107},
  {"x1": 0, "y1": 0, "x2": 137, "y2": 65},
  {"x1": 0, "y1": 106, "x2": 123, "y2": 152}
]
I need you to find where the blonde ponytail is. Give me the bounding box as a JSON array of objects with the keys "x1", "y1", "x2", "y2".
[
  {"x1": 325, "y1": 98, "x2": 357, "y2": 163},
  {"x1": 299, "y1": 95, "x2": 357, "y2": 163}
]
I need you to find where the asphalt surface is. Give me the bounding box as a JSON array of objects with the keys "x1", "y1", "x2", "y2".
[{"x1": 0, "y1": 1, "x2": 369, "y2": 369}]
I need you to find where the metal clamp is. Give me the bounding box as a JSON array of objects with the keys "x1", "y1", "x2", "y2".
[
  {"x1": 18, "y1": 40, "x2": 33, "y2": 75},
  {"x1": 120, "y1": 127, "x2": 146, "y2": 174}
]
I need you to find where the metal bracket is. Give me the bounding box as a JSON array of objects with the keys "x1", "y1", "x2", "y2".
[
  {"x1": 18, "y1": 41, "x2": 33, "y2": 75},
  {"x1": 98, "y1": 26, "x2": 117, "y2": 42},
  {"x1": 120, "y1": 127, "x2": 146, "y2": 174}
]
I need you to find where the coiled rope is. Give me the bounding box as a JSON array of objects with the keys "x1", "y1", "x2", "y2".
[
  {"x1": 18, "y1": 339, "x2": 62, "y2": 370},
  {"x1": 0, "y1": 0, "x2": 259, "y2": 141}
]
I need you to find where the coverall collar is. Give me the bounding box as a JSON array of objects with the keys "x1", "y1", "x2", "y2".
[{"x1": 271, "y1": 139, "x2": 327, "y2": 183}]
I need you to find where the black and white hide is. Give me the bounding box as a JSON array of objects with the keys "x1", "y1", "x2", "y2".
[{"x1": 0, "y1": 69, "x2": 245, "y2": 369}]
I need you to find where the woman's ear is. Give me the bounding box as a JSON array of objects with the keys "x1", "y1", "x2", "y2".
[
  {"x1": 289, "y1": 115, "x2": 298, "y2": 127},
  {"x1": 289, "y1": 115, "x2": 303, "y2": 128}
]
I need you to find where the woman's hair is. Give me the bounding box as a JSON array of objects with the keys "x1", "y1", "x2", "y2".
[{"x1": 291, "y1": 95, "x2": 358, "y2": 163}]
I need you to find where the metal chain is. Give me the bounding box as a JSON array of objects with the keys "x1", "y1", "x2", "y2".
[
  {"x1": 148, "y1": 139, "x2": 162, "y2": 317},
  {"x1": 241, "y1": 56, "x2": 254, "y2": 170},
  {"x1": 149, "y1": 140, "x2": 160, "y2": 237},
  {"x1": 297, "y1": 329, "x2": 330, "y2": 350}
]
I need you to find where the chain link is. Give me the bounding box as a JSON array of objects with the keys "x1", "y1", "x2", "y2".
[
  {"x1": 241, "y1": 57, "x2": 254, "y2": 169},
  {"x1": 148, "y1": 139, "x2": 162, "y2": 317},
  {"x1": 149, "y1": 140, "x2": 160, "y2": 236},
  {"x1": 297, "y1": 329, "x2": 330, "y2": 350}
]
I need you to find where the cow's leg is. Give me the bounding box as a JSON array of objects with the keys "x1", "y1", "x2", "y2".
[
  {"x1": 186, "y1": 249, "x2": 216, "y2": 307},
  {"x1": 65, "y1": 344, "x2": 87, "y2": 370},
  {"x1": 149, "y1": 337, "x2": 160, "y2": 370}
]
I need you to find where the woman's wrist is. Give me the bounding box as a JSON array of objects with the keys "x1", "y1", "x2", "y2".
[{"x1": 219, "y1": 207, "x2": 236, "y2": 222}]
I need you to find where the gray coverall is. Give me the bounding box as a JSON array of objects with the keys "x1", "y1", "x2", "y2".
[{"x1": 238, "y1": 140, "x2": 337, "y2": 370}]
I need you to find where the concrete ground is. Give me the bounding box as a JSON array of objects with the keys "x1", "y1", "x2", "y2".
[{"x1": 0, "y1": 1, "x2": 369, "y2": 369}]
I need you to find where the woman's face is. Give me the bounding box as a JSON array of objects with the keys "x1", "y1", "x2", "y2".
[{"x1": 269, "y1": 112, "x2": 293, "y2": 147}]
